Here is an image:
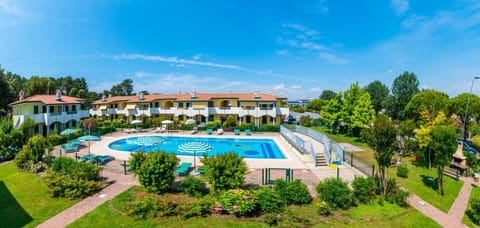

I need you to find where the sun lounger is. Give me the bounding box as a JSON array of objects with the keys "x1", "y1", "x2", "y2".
[
  {"x1": 80, "y1": 154, "x2": 96, "y2": 162},
  {"x1": 154, "y1": 127, "x2": 166, "y2": 133},
  {"x1": 61, "y1": 144, "x2": 78, "y2": 152},
  {"x1": 130, "y1": 128, "x2": 137, "y2": 133},
  {"x1": 123, "y1": 128, "x2": 131, "y2": 134},
  {"x1": 216, "y1": 128, "x2": 224, "y2": 135},
  {"x1": 234, "y1": 129, "x2": 240, "y2": 135},
  {"x1": 191, "y1": 127, "x2": 198, "y2": 134},
  {"x1": 174, "y1": 162, "x2": 192, "y2": 176},
  {"x1": 96, "y1": 155, "x2": 115, "y2": 165},
  {"x1": 245, "y1": 129, "x2": 251, "y2": 136},
  {"x1": 206, "y1": 128, "x2": 213, "y2": 135}
]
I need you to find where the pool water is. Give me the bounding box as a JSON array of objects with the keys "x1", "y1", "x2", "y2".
[{"x1": 108, "y1": 136, "x2": 285, "y2": 159}]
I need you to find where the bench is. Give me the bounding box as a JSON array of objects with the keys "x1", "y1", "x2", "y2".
[
  {"x1": 444, "y1": 167, "x2": 458, "y2": 179},
  {"x1": 174, "y1": 162, "x2": 192, "y2": 176}
]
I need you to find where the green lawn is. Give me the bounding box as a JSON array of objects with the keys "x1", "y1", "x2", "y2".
[
  {"x1": 0, "y1": 163, "x2": 80, "y2": 228},
  {"x1": 462, "y1": 186, "x2": 480, "y2": 227},
  {"x1": 388, "y1": 160, "x2": 463, "y2": 213},
  {"x1": 70, "y1": 186, "x2": 440, "y2": 227},
  {"x1": 311, "y1": 126, "x2": 463, "y2": 213}
]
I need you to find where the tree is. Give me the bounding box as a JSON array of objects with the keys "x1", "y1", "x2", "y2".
[
  {"x1": 200, "y1": 152, "x2": 248, "y2": 194},
  {"x1": 342, "y1": 82, "x2": 375, "y2": 136},
  {"x1": 385, "y1": 71, "x2": 420, "y2": 120},
  {"x1": 23, "y1": 135, "x2": 49, "y2": 163},
  {"x1": 306, "y1": 98, "x2": 326, "y2": 113},
  {"x1": 110, "y1": 79, "x2": 134, "y2": 96},
  {"x1": 82, "y1": 118, "x2": 97, "y2": 132},
  {"x1": 222, "y1": 115, "x2": 237, "y2": 128},
  {"x1": 321, "y1": 93, "x2": 344, "y2": 133},
  {"x1": 415, "y1": 111, "x2": 448, "y2": 169},
  {"x1": 363, "y1": 115, "x2": 397, "y2": 195},
  {"x1": 365, "y1": 80, "x2": 389, "y2": 114},
  {"x1": 404, "y1": 90, "x2": 449, "y2": 121},
  {"x1": 430, "y1": 125, "x2": 457, "y2": 195},
  {"x1": 137, "y1": 151, "x2": 178, "y2": 193},
  {"x1": 19, "y1": 118, "x2": 36, "y2": 142},
  {"x1": 447, "y1": 93, "x2": 480, "y2": 137},
  {"x1": 320, "y1": 90, "x2": 337, "y2": 100}
]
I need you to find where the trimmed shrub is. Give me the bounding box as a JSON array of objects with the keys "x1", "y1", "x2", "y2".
[
  {"x1": 201, "y1": 152, "x2": 248, "y2": 193},
  {"x1": 178, "y1": 176, "x2": 206, "y2": 197},
  {"x1": 352, "y1": 176, "x2": 377, "y2": 203},
  {"x1": 316, "y1": 200, "x2": 331, "y2": 216},
  {"x1": 126, "y1": 197, "x2": 160, "y2": 220},
  {"x1": 274, "y1": 179, "x2": 312, "y2": 205},
  {"x1": 385, "y1": 178, "x2": 409, "y2": 207},
  {"x1": 254, "y1": 187, "x2": 286, "y2": 213},
  {"x1": 129, "y1": 151, "x2": 147, "y2": 175},
  {"x1": 216, "y1": 189, "x2": 257, "y2": 217},
  {"x1": 177, "y1": 197, "x2": 213, "y2": 219},
  {"x1": 45, "y1": 173, "x2": 102, "y2": 199},
  {"x1": 51, "y1": 157, "x2": 101, "y2": 181},
  {"x1": 316, "y1": 178, "x2": 353, "y2": 210},
  {"x1": 137, "y1": 151, "x2": 178, "y2": 194},
  {"x1": 396, "y1": 164, "x2": 409, "y2": 178},
  {"x1": 467, "y1": 197, "x2": 480, "y2": 225},
  {"x1": 47, "y1": 132, "x2": 63, "y2": 146}
]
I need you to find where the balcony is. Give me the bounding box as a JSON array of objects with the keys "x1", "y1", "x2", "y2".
[{"x1": 16, "y1": 110, "x2": 90, "y2": 126}]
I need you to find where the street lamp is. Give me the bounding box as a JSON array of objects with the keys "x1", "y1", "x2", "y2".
[{"x1": 463, "y1": 76, "x2": 480, "y2": 141}]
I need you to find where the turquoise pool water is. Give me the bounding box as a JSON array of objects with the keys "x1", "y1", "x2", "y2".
[{"x1": 108, "y1": 136, "x2": 285, "y2": 159}]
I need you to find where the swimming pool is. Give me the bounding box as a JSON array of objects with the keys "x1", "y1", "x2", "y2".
[{"x1": 108, "y1": 136, "x2": 285, "y2": 159}]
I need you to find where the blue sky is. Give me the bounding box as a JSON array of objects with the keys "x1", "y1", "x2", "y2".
[{"x1": 1, "y1": 0, "x2": 480, "y2": 100}]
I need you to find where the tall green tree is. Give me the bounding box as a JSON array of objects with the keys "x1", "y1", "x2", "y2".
[
  {"x1": 19, "y1": 118, "x2": 36, "y2": 142},
  {"x1": 306, "y1": 98, "x2": 326, "y2": 113},
  {"x1": 430, "y1": 125, "x2": 457, "y2": 195},
  {"x1": 321, "y1": 93, "x2": 344, "y2": 132},
  {"x1": 365, "y1": 80, "x2": 389, "y2": 114},
  {"x1": 384, "y1": 71, "x2": 420, "y2": 120},
  {"x1": 320, "y1": 90, "x2": 337, "y2": 100},
  {"x1": 109, "y1": 79, "x2": 134, "y2": 96},
  {"x1": 363, "y1": 115, "x2": 397, "y2": 195},
  {"x1": 404, "y1": 90, "x2": 449, "y2": 121},
  {"x1": 342, "y1": 82, "x2": 375, "y2": 136}
]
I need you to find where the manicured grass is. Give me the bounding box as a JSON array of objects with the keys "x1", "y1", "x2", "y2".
[
  {"x1": 70, "y1": 186, "x2": 440, "y2": 227},
  {"x1": 315, "y1": 202, "x2": 441, "y2": 227},
  {"x1": 0, "y1": 163, "x2": 80, "y2": 228},
  {"x1": 462, "y1": 186, "x2": 480, "y2": 227},
  {"x1": 387, "y1": 160, "x2": 464, "y2": 213}
]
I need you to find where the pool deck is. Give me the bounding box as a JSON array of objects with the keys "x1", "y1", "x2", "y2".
[{"x1": 86, "y1": 129, "x2": 310, "y2": 169}]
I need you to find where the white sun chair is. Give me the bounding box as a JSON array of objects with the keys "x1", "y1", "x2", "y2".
[
  {"x1": 123, "y1": 128, "x2": 131, "y2": 134},
  {"x1": 130, "y1": 128, "x2": 137, "y2": 133},
  {"x1": 216, "y1": 128, "x2": 224, "y2": 135},
  {"x1": 191, "y1": 127, "x2": 198, "y2": 134}
]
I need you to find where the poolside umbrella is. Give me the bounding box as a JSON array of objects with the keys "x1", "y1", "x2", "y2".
[
  {"x1": 131, "y1": 120, "x2": 142, "y2": 124},
  {"x1": 67, "y1": 139, "x2": 84, "y2": 145},
  {"x1": 78, "y1": 135, "x2": 101, "y2": 154},
  {"x1": 135, "y1": 136, "x2": 164, "y2": 152},
  {"x1": 60, "y1": 128, "x2": 78, "y2": 136},
  {"x1": 178, "y1": 141, "x2": 212, "y2": 171},
  {"x1": 185, "y1": 119, "x2": 196, "y2": 125},
  {"x1": 162, "y1": 120, "x2": 174, "y2": 132}
]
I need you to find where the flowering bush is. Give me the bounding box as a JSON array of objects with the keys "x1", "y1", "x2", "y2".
[
  {"x1": 217, "y1": 189, "x2": 257, "y2": 217},
  {"x1": 177, "y1": 197, "x2": 213, "y2": 219}
]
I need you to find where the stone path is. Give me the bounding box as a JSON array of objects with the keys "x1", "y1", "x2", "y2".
[
  {"x1": 406, "y1": 176, "x2": 479, "y2": 228},
  {"x1": 37, "y1": 170, "x2": 138, "y2": 228}
]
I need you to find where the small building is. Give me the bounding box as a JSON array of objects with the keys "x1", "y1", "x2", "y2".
[
  {"x1": 287, "y1": 99, "x2": 310, "y2": 107},
  {"x1": 9, "y1": 91, "x2": 89, "y2": 136}
]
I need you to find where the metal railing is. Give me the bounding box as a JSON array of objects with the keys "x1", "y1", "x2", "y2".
[
  {"x1": 284, "y1": 125, "x2": 345, "y2": 163},
  {"x1": 280, "y1": 126, "x2": 318, "y2": 164}
]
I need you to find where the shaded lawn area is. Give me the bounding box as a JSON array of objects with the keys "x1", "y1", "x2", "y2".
[
  {"x1": 311, "y1": 126, "x2": 463, "y2": 213},
  {"x1": 70, "y1": 186, "x2": 440, "y2": 227},
  {"x1": 387, "y1": 160, "x2": 463, "y2": 213},
  {"x1": 462, "y1": 186, "x2": 480, "y2": 227},
  {"x1": 0, "y1": 163, "x2": 79, "y2": 228}
]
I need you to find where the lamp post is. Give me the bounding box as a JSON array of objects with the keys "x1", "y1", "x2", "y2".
[{"x1": 463, "y1": 76, "x2": 480, "y2": 141}]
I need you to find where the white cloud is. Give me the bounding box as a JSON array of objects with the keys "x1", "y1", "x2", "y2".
[
  {"x1": 272, "y1": 84, "x2": 285, "y2": 90},
  {"x1": 318, "y1": 52, "x2": 349, "y2": 64},
  {"x1": 309, "y1": 87, "x2": 322, "y2": 93},
  {"x1": 391, "y1": 0, "x2": 409, "y2": 15},
  {"x1": 192, "y1": 54, "x2": 201, "y2": 60},
  {"x1": 113, "y1": 53, "x2": 241, "y2": 70},
  {"x1": 276, "y1": 50, "x2": 289, "y2": 56},
  {"x1": 0, "y1": 0, "x2": 28, "y2": 17},
  {"x1": 291, "y1": 85, "x2": 301, "y2": 89}
]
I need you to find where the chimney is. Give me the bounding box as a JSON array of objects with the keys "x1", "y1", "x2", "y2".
[
  {"x1": 55, "y1": 89, "x2": 62, "y2": 101},
  {"x1": 139, "y1": 92, "x2": 144, "y2": 100},
  {"x1": 19, "y1": 90, "x2": 25, "y2": 101},
  {"x1": 191, "y1": 91, "x2": 197, "y2": 99},
  {"x1": 102, "y1": 95, "x2": 106, "y2": 102},
  {"x1": 254, "y1": 91, "x2": 260, "y2": 99},
  {"x1": 108, "y1": 94, "x2": 112, "y2": 98}
]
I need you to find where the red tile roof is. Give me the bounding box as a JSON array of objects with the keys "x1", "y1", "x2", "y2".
[
  {"x1": 9, "y1": 95, "x2": 85, "y2": 106},
  {"x1": 93, "y1": 92, "x2": 285, "y2": 104}
]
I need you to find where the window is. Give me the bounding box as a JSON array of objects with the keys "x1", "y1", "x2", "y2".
[
  {"x1": 49, "y1": 106, "x2": 54, "y2": 113},
  {"x1": 72, "y1": 105, "x2": 76, "y2": 111},
  {"x1": 65, "y1": 105, "x2": 69, "y2": 112},
  {"x1": 262, "y1": 116, "x2": 267, "y2": 124},
  {"x1": 178, "y1": 102, "x2": 184, "y2": 108},
  {"x1": 246, "y1": 116, "x2": 251, "y2": 123},
  {"x1": 34, "y1": 125, "x2": 39, "y2": 133},
  {"x1": 208, "y1": 101, "x2": 214, "y2": 107},
  {"x1": 186, "y1": 102, "x2": 191, "y2": 108},
  {"x1": 179, "y1": 115, "x2": 184, "y2": 120},
  {"x1": 154, "y1": 102, "x2": 159, "y2": 108},
  {"x1": 33, "y1": 106, "x2": 39, "y2": 114},
  {"x1": 42, "y1": 106, "x2": 47, "y2": 113},
  {"x1": 208, "y1": 115, "x2": 214, "y2": 122}
]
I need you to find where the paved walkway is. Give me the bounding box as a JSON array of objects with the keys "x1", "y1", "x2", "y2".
[
  {"x1": 407, "y1": 176, "x2": 479, "y2": 228},
  {"x1": 37, "y1": 170, "x2": 138, "y2": 228}
]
